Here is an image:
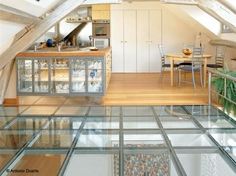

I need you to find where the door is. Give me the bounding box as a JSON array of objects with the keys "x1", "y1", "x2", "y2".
[
  {"x1": 111, "y1": 10, "x2": 124, "y2": 72},
  {"x1": 137, "y1": 10, "x2": 149, "y2": 72},
  {"x1": 123, "y1": 10, "x2": 137, "y2": 72},
  {"x1": 149, "y1": 10, "x2": 162, "y2": 72}
]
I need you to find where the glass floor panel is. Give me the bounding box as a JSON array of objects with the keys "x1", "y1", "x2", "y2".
[
  {"x1": 193, "y1": 116, "x2": 236, "y2": 128},
  {"x1": 123, "y1": 116, "x2": 158, "y2": 129},
  {"x1": 32, "y1": 130, "x2": 76, "y2": 148},
  {"x1": 167, "y1": 133, "x2": 215, "y2": 147},
  {"x1": 0, "y1": 105, "x2": 235, "y2": 176},
  {"x1": 76, "y1": 131, "x2": 119, "y2": 148},
  {"x1": 48, "y1": 117, "x2": 83, "y2": 130},
  {"x1": 0, "y1": 117, "x2": 15, "y2": 129},
  {"x1": 4, "y1": 152, "x2": 66, "y2": 176},
  {"x1": 123, "y1": 150, "x2": 178, "y2": 176},
  {"x1": 160, "y1": 116, "x2": 197, "y2": 129},
  {"x1": 84, "y1": 117, "x2": 119, "y2": 129},
  {"x1": 209, "y1": 129, "x2": 236, "y2": 147},
  {"x1": 54, "y1": 106, "x2": 89, "y2": 116},
  {"x1": 7, "y1": 118, "x2": 49, "y2": 130},
  {"x1": 177, "y1": 152, "x2": 236, "y2": 176},
  {"x1": 64, "y1": 153, "x2": 119, "y2": 176}
]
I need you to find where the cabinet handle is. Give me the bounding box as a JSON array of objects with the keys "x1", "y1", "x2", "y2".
[
  {"x1": 125, "y1": 41, "x2": 127, "y2": 43},
  {"x1": 121, "y1": 41, "x2": 123, "y2": 43}
]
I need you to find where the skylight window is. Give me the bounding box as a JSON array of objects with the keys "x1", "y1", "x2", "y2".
[
  {"x1": 160, "y1": 0, "x2": 198, "y2": 4},
  {"x1": 200, "y1": 0, "x2": 236, "y2": 27}
]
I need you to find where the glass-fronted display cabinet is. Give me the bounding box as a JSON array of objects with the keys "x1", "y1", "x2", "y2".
[
  {"x1": 16, "y1": 54, "x2": 111, "y2": 96},
  {"x1": 34, "y1": 59, "x2": 49, "y2": 93},
  {"x1": 18, "y1": 59, "x2": 33, "y2": 93},
  {"x1": 51, "y1": 58, "x2": 70, "y2": 94},
  {"x1": 71, "y1": 59, "x2": 86, "y2": 93}
]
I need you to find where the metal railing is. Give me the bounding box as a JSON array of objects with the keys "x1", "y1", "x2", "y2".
[{"x1": 208, "y1": 68, "x2": 236, "y2": 107}]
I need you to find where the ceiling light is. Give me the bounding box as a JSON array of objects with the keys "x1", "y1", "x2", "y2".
[{"x1": 160, "y1": 0, "x2": 198, "y2": 5}]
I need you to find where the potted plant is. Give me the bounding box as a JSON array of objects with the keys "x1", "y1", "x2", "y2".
[{"x1": 211, "y1": 68, "x2": 236, "y2": 115}]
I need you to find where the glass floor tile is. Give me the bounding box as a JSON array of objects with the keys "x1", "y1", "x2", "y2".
[
  {"x1": 64, "y1": 153, "x2": 119, "y2": 176},
  {"x1": 167, "y1": 132, "x2": 215, "y2": 147},
  {"x1": 184, "y1": 105, "x2": 225, "y2": 116},
  {"x1": 84, "y1": 117, "x2": 119, "y2": 129},
  {"x1": 123, "y1": 150, "x2": 178, "y2": 176},
  {"x1": 0, "y1": 117, "x2": 15, "y2": 129},
  {"x1": 193, "y1": 116, "x2": 236, "y2": 128},
  {"x1": 0, "y1": 105, "x2": 235, "y2": 176},
  {"x1": 54, "y1": 106, "x2": 89, "y2": 116},
  {"x1": 76, "y1": 131, "x2": 119, "y2": 148},
  {"x1": 48, "y1": 117, "x2": 83, "y2": 130},
  {"x1": 209, "y1": 129, "x2": 236, "y2": 147},
  {"x1": 177, "y1": 151, "x2": 236, "y2": 176},
  {"x1": 159, "y1": 116, "x2": 197, "y2": 129},
  {"x1": 7, "y1": 118, "x2": 49, "y2": 130},
  {"x1": 123, "y1": 116, "x2": 158, "y2": 129},
  {"x1": 32, "y1": 130, "x2": 76, "y2": 148},
  {"x1": 4, "y1": 151, "x2": 67, "y2": 176}
]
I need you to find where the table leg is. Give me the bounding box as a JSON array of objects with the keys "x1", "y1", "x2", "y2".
[
  {"x1": 170, "y1": 59, "x2": 174, "y2": 86},
  {"x1": 204, "y1": 58, "x2": 207, "y2": 87}
]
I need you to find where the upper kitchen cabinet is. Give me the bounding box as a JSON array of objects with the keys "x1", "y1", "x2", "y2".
[{"x1": 92, "y1": 4, "x2": 110, "y2": 20}]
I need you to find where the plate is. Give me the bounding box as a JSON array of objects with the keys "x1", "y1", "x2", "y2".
[{"x1": 90, "y1": 48, "x2": 98, "y2": 51}]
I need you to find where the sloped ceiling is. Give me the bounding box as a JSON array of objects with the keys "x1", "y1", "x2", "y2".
[{"x1": 0, "y1": 0, "x2": 63, "y2": 17}]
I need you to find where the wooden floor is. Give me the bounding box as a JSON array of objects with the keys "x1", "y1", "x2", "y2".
[
  {"x1": 103, "y1": 72, "x2": 208, "y2": 105},
  {"x1": 18, "y1": 72, "x2": 209, "y2": 106}
]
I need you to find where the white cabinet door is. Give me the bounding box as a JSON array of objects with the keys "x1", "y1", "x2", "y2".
[
  {"x1": 149, "y1": 10, "x2": 162, "y2": 72},
  {"x1": 111, "y1": 10, "x2": 124, "y2": 72},
  {"x1": 123, "y1": 10, "x2": 137, "y2": 72},
  {"x1": 137, "y1": 10, "x2": 149, "y2": 72}
]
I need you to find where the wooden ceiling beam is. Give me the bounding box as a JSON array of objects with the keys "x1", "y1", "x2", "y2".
[
  {"x1": 0, "y1": 10, "x2": 36, "y2": 24},
  {"x1": 0, "y1": 0, "x2": 86, "y2": 69},
  {"x1": 0, "y1": 4, "x2": 39, "y2": 20}
]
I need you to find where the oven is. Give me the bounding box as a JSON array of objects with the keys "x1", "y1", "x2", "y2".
[{"x1": 92, "y1": 20, "x2": 110, "y2": 38}]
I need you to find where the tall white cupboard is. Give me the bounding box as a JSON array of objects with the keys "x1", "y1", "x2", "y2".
[{"x1": 111, "y1": 9, "x2": 162, "y2": 72}]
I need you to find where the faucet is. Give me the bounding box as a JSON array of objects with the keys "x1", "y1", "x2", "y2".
[{"x1": 57, "y1": 43, "x2": 61, "y2": 52}]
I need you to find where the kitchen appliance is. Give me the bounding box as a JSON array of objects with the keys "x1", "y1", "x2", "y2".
[
  {"x1": 92, "y1": 20, "x2": 110, "y2": 38},
  {"x1": 93, "y1": 38, "x2": 109, "y2": 49}
]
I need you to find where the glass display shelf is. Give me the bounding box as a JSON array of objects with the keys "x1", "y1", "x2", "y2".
[{"x1": 16, "y1": 53, "x2": 111, "y2": 95}]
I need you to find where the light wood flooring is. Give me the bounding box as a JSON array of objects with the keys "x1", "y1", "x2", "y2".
[{"x1": 18, "y1": 72, "x2": 209, "y2": 106}]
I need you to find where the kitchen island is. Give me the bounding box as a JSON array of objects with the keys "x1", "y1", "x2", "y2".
[{"x1": 16, "y1": 47, "x2": 111, "y2": 96}]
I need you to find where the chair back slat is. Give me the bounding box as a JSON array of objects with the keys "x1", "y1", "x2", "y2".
[
  {"x1": 215, "y1": 46, "x2": 225, "y2": 67},
  {"x1": 158, "y1": 44, "x2": 165, "y2": 66},
  {"x1": 192, "y1": 47, "x2": 204, "y2": 67}
]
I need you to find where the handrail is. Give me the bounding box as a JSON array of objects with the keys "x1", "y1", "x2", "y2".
[{"x1": 208, "y1": 68, "x2": 236, "y2": 107}]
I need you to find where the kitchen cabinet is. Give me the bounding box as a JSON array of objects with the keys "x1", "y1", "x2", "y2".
[
  {"x1": 92, "y1": 4, "x2": 110, "y2": 20},
  {"x1": 111, "y1": 9, "x2": 162, "y2": 72},
  {"x1": 16, "y1": 49, "x2": 111, "y2": 96}
]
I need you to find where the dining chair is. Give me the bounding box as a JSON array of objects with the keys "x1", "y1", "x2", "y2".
[
  {"x1": 178, "y1": 47, "x2": 204, "y2": 88},
  {"x1": 158, "y1": 44, "x2": 179, "y2": 79},
  {"x1": 207, "y1": 46, "x2": 225, "y2": 69}
]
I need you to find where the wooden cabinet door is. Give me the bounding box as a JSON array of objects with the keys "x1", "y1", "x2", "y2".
[
  {"x1": 137, "y1": 10, "x2": 149, "y2": 72},
  {"x1": 111, "y1": 10, "x2": 124, "y2": 72},
  {"x1": 149, "y1": 10, "x2": 162, "y2": 72},
  {"x1": 123, "y1": 10, "x2": 137, "y2": 72}
]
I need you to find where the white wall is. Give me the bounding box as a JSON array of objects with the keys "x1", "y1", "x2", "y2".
[
  {"x1": 0, "y1": 20, "x2": 25, "y2": 55},
  {"x1": 111, "y1": 1, "x2": 236, "y2": 72}
]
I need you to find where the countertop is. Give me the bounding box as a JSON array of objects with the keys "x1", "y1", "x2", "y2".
[{"x1": 16, "y1": 47, "x2": 111, "y2": 57}]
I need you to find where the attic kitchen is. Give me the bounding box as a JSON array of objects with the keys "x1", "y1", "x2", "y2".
[{"x1": 15, "y1": 4, "x2": 111, "y2": 97}]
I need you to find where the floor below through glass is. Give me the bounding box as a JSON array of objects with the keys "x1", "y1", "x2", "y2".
[{"x1": 0, "y1": 105, "x2": 235, "y2": 176}]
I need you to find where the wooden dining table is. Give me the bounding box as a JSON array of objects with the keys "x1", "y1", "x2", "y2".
[{"x1": 166, "y1": 54, "x2": 212, "y2": 87}]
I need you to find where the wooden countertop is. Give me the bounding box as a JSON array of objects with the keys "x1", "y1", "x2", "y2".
[{"x1": 16, "y1": 47, "x2": 111, "y2": 57}]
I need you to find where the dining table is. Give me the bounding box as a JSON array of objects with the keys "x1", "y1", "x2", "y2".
[{"x1": 166, "y1": 54, "x2": 212, "y2": 87}]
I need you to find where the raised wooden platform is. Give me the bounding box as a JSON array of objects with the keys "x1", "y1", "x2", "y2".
[{"x1": 16, "y1": 72, "x2": 208, "y2": 106}]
